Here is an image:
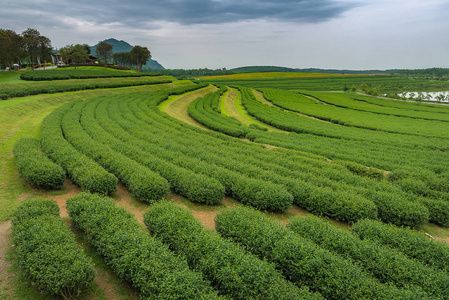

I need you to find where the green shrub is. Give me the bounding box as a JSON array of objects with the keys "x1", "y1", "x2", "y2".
[
  {"x1": 67, "y1": 193, "x2": 220, "y2": 299},
  {"x1": 144, "y1": 201, "x2": 322, "y2": 300},
  {"x1": 215, "y1": 207, "x2": 421, "y2": 300},
  {"x1": 12, "y1": 199, "x2": 96, "y2": 299},
  {"x1": 13, "y1": 137, "x2": 66, "y2": 189},
  {"x1": 288, "y1": 215, "x2": 448, "y2": 299},
  {"x1": 40, "y1": 101, "x2": 118, "y2": 194},
  {"x1": 61, "y1": 100, "x2": 170, "y2": 203},
  {"x1": 352, "y1": 219, "x2": 449, "y2": 272},
  {"x1": 335, "y1": 160, "x2": 386, "y2": 180}
]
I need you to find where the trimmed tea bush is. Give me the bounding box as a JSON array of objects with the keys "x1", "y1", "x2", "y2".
[
  {"x1": 40, "y1": 101, "x2": 118, "y2": 194},
  {"x1": 352, "y1": 219, "x2": 449, "y2": 272},
  {"x1": 144, "y1": 201, "x2": 322, "y2": 300},
  {"x1": 67, "y1": 193, "x2": 220, "y2": 299},
  {"x1": 215, "y1": 207, "x2": 424, "y2": 300},
  {"x1": 13, "y1": 137, "x2": 65, "y2": 189},
  {"x1": 288, "y1": 215, "x2": 449, "y2": 299},
  {"x1": 12, "y1": 199, "x2": 96, "y2": 299}
]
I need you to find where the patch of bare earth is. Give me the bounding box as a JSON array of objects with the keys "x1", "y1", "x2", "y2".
[
  {"x1": 222, "y1": 87, "x2": 252, "y2": 125},
  {"x1": 435, "y1": 236, "x2": 449, "y2": 245},
  {"x1": 163, "y1": 85, "x2": 218, "y2": 129},
  {"x1": 0, "y1": 221, "x2": 12, "y2": 298},
  {"x1": 113, "y1": 184, "x2": 147, "y2": 226},
  {"x1": 167, "y1": 193, "x2": 221, "y2": 230},
  {"x1": 46, "y1": 179, "x2": 82, "y2": 218}
]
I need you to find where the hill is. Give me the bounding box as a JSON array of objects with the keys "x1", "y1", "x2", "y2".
[
  {"x1": 231, "y1": 66, "x2": 392, "y2": 75},
  {"x1": 90, "y1": 38, "x2": 165, "y2": 69}
]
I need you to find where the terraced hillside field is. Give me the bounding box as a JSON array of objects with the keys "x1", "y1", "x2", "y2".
[{"x1": 1, "y1": 69, "x2": 449, "y2": 299}]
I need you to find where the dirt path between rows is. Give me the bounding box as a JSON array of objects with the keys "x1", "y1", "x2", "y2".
[
  {"x1": 0, "y1": 221, "x2": 12, "y2": 298},
  {"x1": 221, "y1": 88, "x2": 252, "y2": 125},
  {"x1": 163, "y1": 85, "x2": 218, "y2": 129}
]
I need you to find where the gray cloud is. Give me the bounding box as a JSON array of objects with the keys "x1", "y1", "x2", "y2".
[{"x1": 3, "y1": 0, "x2": 356, "y2": 28}]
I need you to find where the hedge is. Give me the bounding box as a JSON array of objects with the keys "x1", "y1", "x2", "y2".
[
  {"x1": 20, "y1": 69, "x2": 159, "y2": 81},
  {"x1": 215, "y1": 207, "x2": 423, "y2": 300},
  {"x1": 1, "y1": 78, "x2": 172, "y2": 100},
  {"x1": 12, "y1": 199, "x2": 96, "y2": 299},
  {"x1": 288, "y1": 216, "x2": 449, "y2": 299},
  {"x1": 40, "y1": 101, "x2": 118, "y2": 194},
  {"x1": 144, "y1": 201, "x2": 322, "y2": 300},
  {"x1": 66, "y1": 193, "x2": 220, "y2": 299},
  {"x1": 80, "y1": 94, "x2": 225, "y2": 205},
  {"x1": 13, "y1": 137, "x2": 66, "y2": 189},
  {"x1": 61, "y1": 100, "x2": 170, "y2": 203},
  {"x1": 352, "y1": 219, "x2": 449, "y2": 272}
]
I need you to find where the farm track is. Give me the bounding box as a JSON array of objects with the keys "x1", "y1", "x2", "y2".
[
  {"x1": 0, "y1": 221, "x2": 12, "y2": 299},
  {"x1": 161, "y1": 85, "x2": 218, "y2": 129},
  {"x1": 221, "y1": 87, "x2": 252, "y2": 124}
]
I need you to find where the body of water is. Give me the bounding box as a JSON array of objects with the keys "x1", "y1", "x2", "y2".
[{"x1": 398, "y1": 91, "x2": 449, "y2": 102}]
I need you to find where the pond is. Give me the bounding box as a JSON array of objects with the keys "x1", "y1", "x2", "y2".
[{"x1": 398, "y1": 91, "x2": 449, "y2": 102}]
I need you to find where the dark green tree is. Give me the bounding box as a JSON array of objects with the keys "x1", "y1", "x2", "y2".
[
  {"x1": 130, "y1": 45, "x2": 151, "y2": 72},
  {"x1": 113, "y1": 52, "x2": 133, "y2": 67},
  {"x1": 95, "y1": 41, "x2": 113, "y2": 70},
  {"x1": 0, "y1": 29, "x2": 24, "y2": 69},
  {"x1": 60, "y1": 44, "x2": 88, "y2": 69},
  {"x1": 22, "y1": 28, "x2": 51, "y2": 69}
]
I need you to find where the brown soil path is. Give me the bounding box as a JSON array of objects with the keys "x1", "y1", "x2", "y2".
[
  {"x1": 162, "y1": 85, "x2": 218, "y2": 129},
  {"x1": 221, "y1": 87, "x2": 252, "y2": 125},
  {"x1": 0, "y1": 221, "x2": 12, "y2": 299}
]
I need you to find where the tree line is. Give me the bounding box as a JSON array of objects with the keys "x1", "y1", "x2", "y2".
[
  {"x1": 0, "y1": 28, "x2": 52, "y2": 70},
  {"x1": 1, "y1": 27, "x2": 152, "y2": 72},
  {"x1": 59, "y1": 42, "x2": 151, "y2": 72},
  {"x1": 112, "y1": 46, "x2": 151, "y2": 72}
]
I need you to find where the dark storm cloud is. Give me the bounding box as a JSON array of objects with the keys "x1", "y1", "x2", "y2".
[
  {"x1": 2, "y1": 0, "x2": 356, "y2": 29},
  {"x1": 105, "y1": 0, "x2": 355, "y2": 25}
]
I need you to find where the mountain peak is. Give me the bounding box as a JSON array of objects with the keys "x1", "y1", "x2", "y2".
[{"x1": 90, "y1": 38, "x2": 164, "y2": 69}]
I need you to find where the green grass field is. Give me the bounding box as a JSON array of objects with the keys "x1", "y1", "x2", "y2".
[{"x1": 1, "y1": 69, "x2": 449, "y2": 299}]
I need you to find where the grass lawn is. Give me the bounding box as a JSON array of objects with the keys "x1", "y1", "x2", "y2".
[{"x1": 0, "y1": 71, "x2": 32, "y2": 84}]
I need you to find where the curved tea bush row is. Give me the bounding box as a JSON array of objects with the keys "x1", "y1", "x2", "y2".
[
  {"x1": 13, "y1": 137, "x2": 66, "y2": 189},
  {"x1": 12, "y1": 199, "x2": 96, "y2": 299},
  {"x1": 352, "y1": 219, "x2": 449, "y2": 272},
  {"x1": 144, "y1": 202, "x2": 322, "y2": 300},
  {"x1": 288, "y1": 216, "x2": 449, "y2": 299},
  {"x1": 20, "y1": 69, "x2": 156, "y2": 81},
  {"x1": 107, "y1": 89, "x2": 426, "y2": 223},
  {"x1": 81, "y1": 92, "x2": 225, "y2": 205},
  {"x1": 240, "y1": 87, "x2": 448, "y2": 149},
  {"x1": 66, "y1": 193, "x2": 220, "y2": 299},
  {"x1": 0, "y1": 77, "x2": 172, "y2": 100},
  {"x1": 95, "y1": 92, "x2": 293, "y2": 211},
  {"x1": 40, "y1": 101, "x2": 117, "y2": 194},
  {"x1": 188, "y1": 87, "x2": 250, "y2": 137},
  {"x1": 303, "y1": 91, "x2": 449, "y2": 122},
  {"x1": 61, "y1": 100, "x2": 170, "y2": 203},
  {"x1": 168, "y1": 88, "x2": 427, "y2": 225},
  {"x1": 215, "y1": 207, "x2": 423, "y2": 300}
]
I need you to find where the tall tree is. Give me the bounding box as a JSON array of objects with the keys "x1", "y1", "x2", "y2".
[
  {"x1": 130, "y1": 45, "x2": 151, "y2": 72},
  {"x1": 0, "y1": 29, "x2": 23, "y2": 69},
  {"x1": 22, "y1": 28, "x2": 51, "y2": 69},
  {"x1": 95, "y1": 41, "x2": 113, "y2": 70},
  {"x1": 38, "y1": 35, "x2": 52, "y2": 68},
  {"x1": 113, "y1": 52, "x2": 133, "y2": 67},
  {"x1": 60, "y1": 44, "x2": 88, "y2": 69}
]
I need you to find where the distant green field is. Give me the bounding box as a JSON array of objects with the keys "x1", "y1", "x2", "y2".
[{"x1": 202, "y1": 73, "x2": 449, "y2": 93}]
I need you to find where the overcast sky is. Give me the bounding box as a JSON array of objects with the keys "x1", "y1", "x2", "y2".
[{"x1": 2, "y1": 0, "x2": 449, "y2": 70}]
